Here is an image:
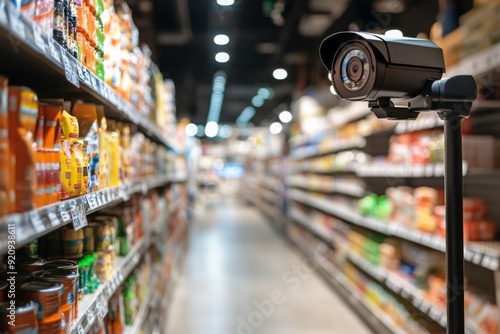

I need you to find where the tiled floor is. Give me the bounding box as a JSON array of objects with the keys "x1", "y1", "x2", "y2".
[{"x1": 165, "y1": 196, "x2": 373, "y2": 334}]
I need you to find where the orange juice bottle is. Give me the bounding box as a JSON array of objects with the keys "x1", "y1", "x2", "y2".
[
  {"x1": 8, "y1": 87, "x2": 38, "y2": 212},
  {"x1": 41, "y1": 103, "x2": 63, "y2": 204},
  {"x1": 0, "y1": 76, "x2": 9, "y2": 215},
  {"x1": 34, "y1": 106, "x2": 46, "y2": 207}
]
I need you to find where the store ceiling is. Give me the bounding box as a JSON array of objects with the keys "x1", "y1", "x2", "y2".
[{"x1": 128, "y1": 0, "x2": 471, "y2": 129}]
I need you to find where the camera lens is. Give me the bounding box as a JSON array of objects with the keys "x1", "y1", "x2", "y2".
[{"x1": 340, "y1": 49, "x2": 369, "y2": 91}]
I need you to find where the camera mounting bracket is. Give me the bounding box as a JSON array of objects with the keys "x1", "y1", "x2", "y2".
[{"x1": 368, "y1": 75, "x2": 476, "y2": 121}]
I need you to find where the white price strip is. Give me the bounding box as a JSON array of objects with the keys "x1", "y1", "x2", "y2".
[
  {"x1": 70, "y1": 204, "x2": 88, "y2": 230},
  {"x1": 47, "y1": 209, "x2": 59, "y2": 226},
  {"x1": 7, "y1": 8, "x2": 25, "y2": 39},
  {"x1": 90, "y1": 75, "x2": 98, "y2": 91},
  {"x1": 48, "y1": 39, "x2": 61, "y2": 63},
  {"x1": 60, "y1": 207, "x2": 71, "y2": 222},
  {"x1": 87, "y1": 311, "x2": 95, "y2": 326},
  {"x1": 86, "y1": 193, "x2": 98, "y2": 210},
  {"x1": 96, "y1": 301, "x2": 106, "y2": 320},
  {"x1": 77, "y1": 324, "x2": 85, "y2": 334},
  {"x1": 96, "y1": 193, "x2": 103, "y2": 206},
  {"x1": 32, "y1": 23, "x2": 46, "y2": 52},
  {"x1": 29, "y1": 211, "x2": 45, "y2": 232},
  {"x1": 61, "y1": 48, "x2": 80, "y2": 88},
  {"x1": 78, "y1": 66, "x2": 91, "y2": 86}
]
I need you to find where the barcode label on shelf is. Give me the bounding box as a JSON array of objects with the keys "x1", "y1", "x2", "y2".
[
  {"x1": 60, "y1": 207, "x2": 71, "y2": 222},
  {"x1": 87, "y1": 311, "x2": 95, "y2": 326},
  {"x1": 86, "y1": 193, "x2": 98, "y2": 210},
  {"x1": 77, "y1": 65, "x2": 91, "y2": 86},
  {"x1": 90, "y1": 75, "x2": 98, "y2": 91},
  {"x1": 47, "y1": 209, "x2": 59, "y2": 226},
  {"x1": 77, "y1": 324, "x2": 85, "y2": 334},
  {"x1": 96, "y1": 300, "x2": 106, "y2": 320},
  {"x1": 48, "y1": 39, "x2": 61, "y2": 63},
  {"x1": 61, "y1": 48, "x2": 80, "y2": 88},
  {"x1": 32, "y1": 23, "x2": 46, "y2": 52},
  {"x1": 71, "y1": 204, "x2": 87, "y2": 230},
  {"x1": 7, "y1": 9, "x2": 25, "y2": 39},
  {"x1": 29, "y1": 211, "x2": 45, "y2": 232}
]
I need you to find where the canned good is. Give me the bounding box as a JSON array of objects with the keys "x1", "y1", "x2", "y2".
[
  {"x1": 31, "y1": 269, "x2": 78, "y2": 325},
  {"x1": 61, "y1": 227, "x2": 84, "y2": 257},
  {"x1": 43, "y1": 260, "x2": 79, "y2": 271},
  {"x1": 94, "y1": 223, "x2": 111, "y2": 252},
  {"x1": 0, "y1": 300, "x2": 38, "y2": 334},
  {"x1": 83, "y1": 225, "x2": 95, "y2": 253},
  {"x1": 19, "y1": 281, "x2": 63, "y2": 334},
  {"x1": 16, "y1": 257, "x2": 46, "y2": 273}
]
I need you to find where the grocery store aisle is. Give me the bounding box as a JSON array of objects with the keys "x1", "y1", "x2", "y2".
[{"x1": 165, "y1": 193, "x2": 372, "y2": 334}]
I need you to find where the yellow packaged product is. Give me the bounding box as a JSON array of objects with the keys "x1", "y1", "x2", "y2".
[
  {"x1": 70, "y1": 141, "x2": 83, "y2": 198},
  {"x1": 61, "y1": 110, "x2": 79, "y2": 140},
  {"x1": 60, "y1": 139, "x2": 73, "y2": 200},
  {"x1": 81, "y1": 141, "x2": 89, "y2": 195},
  {"x1": 96, "y1": 106, "x2": 109, "y2": 189}
]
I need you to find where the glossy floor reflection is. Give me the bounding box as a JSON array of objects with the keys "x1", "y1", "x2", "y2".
[{"x1": 165, "y1": 196, "x2": 373, "y2": 334}]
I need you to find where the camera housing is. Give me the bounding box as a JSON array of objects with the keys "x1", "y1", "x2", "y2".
[{"x1": 320, "y1": 32, "x2": 445, "y2": 101}]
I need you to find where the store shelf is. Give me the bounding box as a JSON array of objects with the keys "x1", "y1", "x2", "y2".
[
  {"x1": 287, "y1": 232, "x2": 405, "y2": 334},
  {"x1": 355, "y1": 162, "x2": 454, "y2": 178},
  {"x1": 69, "y1": 235, "x2": 151, "y2": 334},
  {"x1": 287, "y1": 179, "x2": 366, "y2": 197},
  {"x1": 0, "y1": 174, "x2": 183, "y2": 254},
  {"x1": 261, "y1": 176, "x2": 284, "y2": 193},
  {"x1": 289, "y1": 210, "x2": 489, "y2": 333},
  {"x1": 394, "y1": 115, "x2": 444, "y2": 134},
  {"x1": 446, "y1": 42, "x2": 500, "y2": 78},
  {"x1": 0, "y1": 2, "x2": 179, "y2": 152},
  {"x1": 291, "y1": 137, "x2": 366, "y2": 160},
  {"x1": 288, "y1": 189, "x2": 500, "y2": 271},
  {"x1": 123, "y1": 267, "x2": 162, "y2": 334}
]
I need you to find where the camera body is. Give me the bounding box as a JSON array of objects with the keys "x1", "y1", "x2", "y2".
[{"x1": 320, "y1": 32, "x2": 445, "y2": 101}]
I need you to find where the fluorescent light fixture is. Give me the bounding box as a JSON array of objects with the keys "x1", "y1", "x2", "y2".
[
  {"x1": 385, "y1": 29, "x2": 403, "y2": 37},
  {"x1": 214, "y1": 34, "x2": 229, "y2": 45},
  {"x1": 269, "y1": 122, "x2": 283, "y2": 134},
  {"x1": 257, "y1": 88, "x2": 272, "y2": 99},
  {"x1": 251, "y1": 95, "x2": 264, "y2": 108},
  {"x1": 217, "y1": 0, "x2": 234, "y2": 5},
  {"x1": 218, "y1": 124, "x2": 233, "y2": 138},
  {"x1": 273, "y1": 68, "x2": 287, "y2": 80},
  {"x1": 205, "y1": 121, "x2": 219, "y2": 138},
  {"x1": 196, "y1": 125, "x2": 205, "y2": 137},
  {"x1": 185, "y1": 123, "x2": 198, "y2": 137},
  {"x1": 215, "y1": 52, "x2": 230, "y2": 63},
  {"x1": 279, "y1": 111, "x2": 292, "y2": 123}
]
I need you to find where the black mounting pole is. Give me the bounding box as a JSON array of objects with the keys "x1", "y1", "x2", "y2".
[
  {"x1": 444, "y1": 116, "x2": 465, "y2": 334},
  {"x1": 369, "y1": 75, "x2": 476, "y2": 334}
]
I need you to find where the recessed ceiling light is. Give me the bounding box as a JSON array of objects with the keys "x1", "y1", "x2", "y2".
[
  {"x1": 205, "y1": 121, "x2": 219, "y2": 138},
  {"x1": 269, "y1": 122, "x2": 283, "y2": 135},
  {"x1": 214, "y1": 34, "x2": 229, "y2": 45},
  {"x1": 279, "y1": 111, "x2": 292, "y2": 123},
  {"x1": 185, "y1": 123, "x2": 198, "y2": 137},
  {"x1": 273, "y1": 68, "x2": 287, "y2": 80},
  {"x1": 215, "y1": 52, "x2": 230, "y2": 63},
  {"x1": 217, "y1": 0, "x2": 234, "y2": 5},
  {"x1": 257, "y1": 88, "x2": 272, "y2": 99}
]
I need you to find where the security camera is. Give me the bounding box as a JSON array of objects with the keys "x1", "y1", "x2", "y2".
[{"x1": 319, "y1": 31, "x2": 445, "y2": 101}]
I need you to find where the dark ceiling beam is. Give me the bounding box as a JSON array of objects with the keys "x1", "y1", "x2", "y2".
[{"x1": 156, "y1": 0, "x2": 192, "y2": 45}]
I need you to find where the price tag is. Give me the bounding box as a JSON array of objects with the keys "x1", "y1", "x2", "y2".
[
  {"x1": 87, "y1": 311, "x2": 95, "y2": 326},
  {"x1": 29, "y1": 211, "x2": 45, "y2": 232},
  {"x1": 47, "y1": 209, "x2": 60, "y2": 227},
  {"x1": 90, "y1": 75, "x2": 98, "y2": 91},
  {"x1": 77, "y1": 324, "x2": 85, "y2": 334},
  {"x1": 32, "y1": 22, "x2": 46, "y2": 52},
  {"x1": 96, "y1": 193, "x2": 103, "y2": 206},
  {"x1": 60, "y1": 206, "x2": 71, "y2": 222},
  {"x1": 70, "y1": 204, "x2": 88, "y2": 230},
  {"x1": 48, "y1": 39, "x2": 61, "y2": 63},
  {"x1": 96, "y1": 301, "x2": 106, "y2": 320},
  {"x1": 420, "y1": 300, "x2": 430, "y2": 313},
  {"x1": 61, "y1": 48, "x2": 80, "y2": 88},
  {"x1": 86, "y1": 193, "x2": 98, "y2": 210},
  {"x1": 78, "y1": 66, "x2": 91, "y2": 86},
  {"x1": 473, "y1": 252, "x2": 482, "y2": 265},
  {"x1": 7, "y1": 8, "x2": 25, "y2": 39}
]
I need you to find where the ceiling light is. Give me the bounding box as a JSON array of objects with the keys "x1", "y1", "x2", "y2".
[
  {"x1": 257, "y1": 88, "x2": 273, "y2": 100},
  {"x1": 218, "y1": 124, "x2": 233, "y2": 138},
  {"x1": 205, "y1": 121, "x2": 219, "y2": 138},
  {"x1": 269, "y1": 122, "x2": 283, "y2": 135},
  {"x1": 185, "y1": 123, "x2": 198, "y2": 137},
  {"x1": 273, "y1": 68, "x2": 287, "y2": 80},
  {"x1": 215, "y1": 52, "x2": 230, "y2": 63},
  {"x1": 217, "y1": 0, "x2": 234, "y2": 5},
  {"x1": 385, "y1": 29, "x2": 403, "y2": 37},
  {"x1": 279, "y1": 111, "x2": 292, "y2": 123},
  {"x1": 214, "y1": 34, "x2": 229, "y2": 45},
  {"x1": 251, "y1": 96, "x2": 264, "y2": 108}
]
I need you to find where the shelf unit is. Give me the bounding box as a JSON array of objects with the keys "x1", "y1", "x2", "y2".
[
  {"x1": 287, "y1": 177, "x2": 366, "y2": 197},
  {"x1": 0, "y1": 1, "x2": 179, "y2": 151},
  {"x1": 291, "y1": 137, "x2": 366, "y2": 160}
]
